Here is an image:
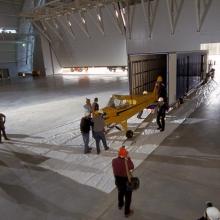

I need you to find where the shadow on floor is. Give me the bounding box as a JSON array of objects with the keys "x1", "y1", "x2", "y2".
[
  {"x1": 148, "y1": 154, "x2": 220, "y2": 169},
  {"x1": 8, "y1": 134, "x2": 43, "y2": 139}
]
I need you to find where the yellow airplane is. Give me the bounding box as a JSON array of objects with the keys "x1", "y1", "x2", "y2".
[{"x1": 99, "y1": 76, "x2": 163, "y2": 138}]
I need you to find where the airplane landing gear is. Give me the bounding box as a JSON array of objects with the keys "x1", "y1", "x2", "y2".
[{"x1": 126, "y1": 130, "x2": 133, "y2": 139}]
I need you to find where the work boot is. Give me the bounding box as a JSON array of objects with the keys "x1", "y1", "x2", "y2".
[
  {"x1": 125, "y1": 210, "x2": 134, "y2": 218},
  {"x1": 84, "y1": 150, "x2": 91, "y2": 154}
]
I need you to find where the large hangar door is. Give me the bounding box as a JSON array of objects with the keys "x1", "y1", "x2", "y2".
[
  {"x1": 176, "y1": 51, "x2": 207, "y2": 99},
  {"x1": 128, "y1": 54, "x2": 167, "y2": 95}
]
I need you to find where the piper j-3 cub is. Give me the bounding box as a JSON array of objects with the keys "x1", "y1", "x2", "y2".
[{"x1": 100, "y1": 76, "x2": 163, "y2": 138}]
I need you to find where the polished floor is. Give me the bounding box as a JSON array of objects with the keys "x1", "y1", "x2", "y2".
[{"x1": 0, "y1": 73, "x2": 220, "y2": 220}]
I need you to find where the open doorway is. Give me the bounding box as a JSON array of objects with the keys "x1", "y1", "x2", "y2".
[
  {"x1": 201, "y1": 43, "x2": 220, "y2": 81},
  {"x1": 128, "y1": 54, "x2": 167, "y2": 95}
]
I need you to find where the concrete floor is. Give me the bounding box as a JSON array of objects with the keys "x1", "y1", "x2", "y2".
[{"x1": 0, "y1": 73, "x2": 220, "y2": 220}]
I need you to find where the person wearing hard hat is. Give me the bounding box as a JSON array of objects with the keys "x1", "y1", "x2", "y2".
[
  {"x1": 198, "y1": 202, "x2": 220, "y2": 220},
  {"x1": 156, "y1": 97, "x2": 167, "y2": 132},
  {"x1": 112, "y1": 146, "x2": 134, "y2": 218}
]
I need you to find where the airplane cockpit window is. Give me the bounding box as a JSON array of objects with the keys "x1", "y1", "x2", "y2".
[{"x1": 107, "y1": 96, "x2": 130, "y2": 109}]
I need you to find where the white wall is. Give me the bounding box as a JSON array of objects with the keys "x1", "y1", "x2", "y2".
[
  {"x1": 0, "y1": 2, "x2": 20, "y2": 28},
  {"x1": 43, "y1": 6, "x2": 127, "y2": 67},
  {"x1": 37, "y1": 0, "x2": 220, "y2": 73},
  {"x1": 0, "y1": 2, "x2": 22, "y2": 77},
  {"x1": 168, "y1": 53, "x2": 177, "y2": 105},
  {"x1": 127, "y1": 0, "x2": 220, "y2": 54},
  {"x1": 41, "y1": 35, "x2": 61, "y2": 75}
]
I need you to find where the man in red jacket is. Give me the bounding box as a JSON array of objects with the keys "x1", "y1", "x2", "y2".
[{"x1": 112, "y1": 146, "x2": 134, "y2": 218}]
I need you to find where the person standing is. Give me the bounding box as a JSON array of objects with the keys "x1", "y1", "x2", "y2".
[
  {"x1": 92, "y1": 97, "x2": 99, "y2": 112},
  {"x1": 0, "y1": 113, "x2": 10, "y2": 143},
  {"x1": 92, "y1": 111, "x2": 109, "y2": 154},
  {"x1": 112, "y1": 146, "x2": 134, "y2": 218},
  {"x1": 83, "y1": 98, "x2": 92, "y2": 116},
  {"x1": 156, "y1": 97, "x2": 167, "y2": 132},
  {"x1": 80, "y1": 113, "x2": 93, "y2": 154}
]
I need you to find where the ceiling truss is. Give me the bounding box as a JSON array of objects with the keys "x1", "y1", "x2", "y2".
[
  {"x1": 141, "y1": 0, "x2": 159, "y2": 38},
  {"x1": 166, "y1": 0, "x2": 184, "y2": 35},
  {"x1": 195, "y1": 0, "x2": 213, "y2": 32},
  {"x1": 19, "y1": 0, "x2": 215, "y2": 42}
]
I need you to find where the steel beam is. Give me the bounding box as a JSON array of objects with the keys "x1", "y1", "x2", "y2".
[
  {"x1": 166, "y1": 0, "x2": 184, "y2": 35},
  {"x1": 44, "y1": 20, "x2": 63, "y2": 41},
  {"x1": 105, "y1": 3, "x2": 123, "y2": 35},
  {"x1": 141, "y1": 0, "x2": 159, "y2": 38},
  {"x1": 70, "y1": 12, "x2": 90, "y2": 38},
  {"x1": 32, "y1": 21, "x2": 51, "y2": 43},
  {"x1": 195, "y1": 0, "x2": 212, "y2": 32},
  {"x1": 87, "y1": 8, "x2": 105, "y2": 36}
]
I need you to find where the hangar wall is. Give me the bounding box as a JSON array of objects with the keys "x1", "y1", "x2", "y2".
[
  {"x1": 17, "y1": 0, "x2": 35, "y2": 75},
  {"x1": 0, "y1": 1, "x2": 20, "y2": 77},
  {"x1": 40, "y1": 6, "x2": 127, "y2": 71},
  {"x1": 127, "y1": 0, "x2": 220, "y2": 54},
  {"x1": 39, "y1": 0, "x2": 218, "y2": 75},
  {"x1": 41, "y1": 35, "x2": 61, "y2": 75}
]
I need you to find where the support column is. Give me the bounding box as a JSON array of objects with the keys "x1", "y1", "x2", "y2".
[{"x1": 168, "y1": 53, "x2": 177, "y2": 105}]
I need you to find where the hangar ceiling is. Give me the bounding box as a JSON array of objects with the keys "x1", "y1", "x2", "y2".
[{"x1": 21, "y1": 0, "x2": 213, "y2": 38}]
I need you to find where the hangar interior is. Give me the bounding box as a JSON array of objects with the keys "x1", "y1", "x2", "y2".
[{"x1": 0, "y1": 0, "x2": 220, "y2": 220}]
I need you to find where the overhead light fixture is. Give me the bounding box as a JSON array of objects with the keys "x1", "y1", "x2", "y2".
[
  {"x1": 81, "y1": 18, "x2": 86, "y2": 24},
  {"x1": 120, "y1": 9, "x2": 126, "y2": 27},
  {"x1": 97, "y1": 14, "x2": 101, "y2": 21},
  {"x1": 115, "y1": 10, "x2": 119, "y2": 18}
]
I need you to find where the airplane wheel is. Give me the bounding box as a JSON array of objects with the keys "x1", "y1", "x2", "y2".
[{"x1": 126, "y1": 130, "x2": 133, "y2": 139}]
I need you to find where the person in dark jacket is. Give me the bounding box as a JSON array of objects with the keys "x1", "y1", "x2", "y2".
[
  {"x1": 80, "y1": 113, "x2": 93, "y2": 154},
  {"x1": 0, "y1": 113, "x2": 9, "y2": 143},
  {"x1": 92, "y1": 97, "x2": 99, "y2": 112},
  {"x1": 157, "y1": 97, "x2": 167, "y2": 132},
  {"x1": 112, "y1": 146, "x2": 134, "y2": 218},
  {"x1": 92, "y1": 111, "x2": 109, "y2": 154},
  {"x1": 158, "y1": 82, "x2": 167, "y2": 101}
]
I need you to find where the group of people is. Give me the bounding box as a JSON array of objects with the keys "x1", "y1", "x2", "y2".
[{"x1": 80, "y1": 97, "x2": 109, "y2": 154}]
